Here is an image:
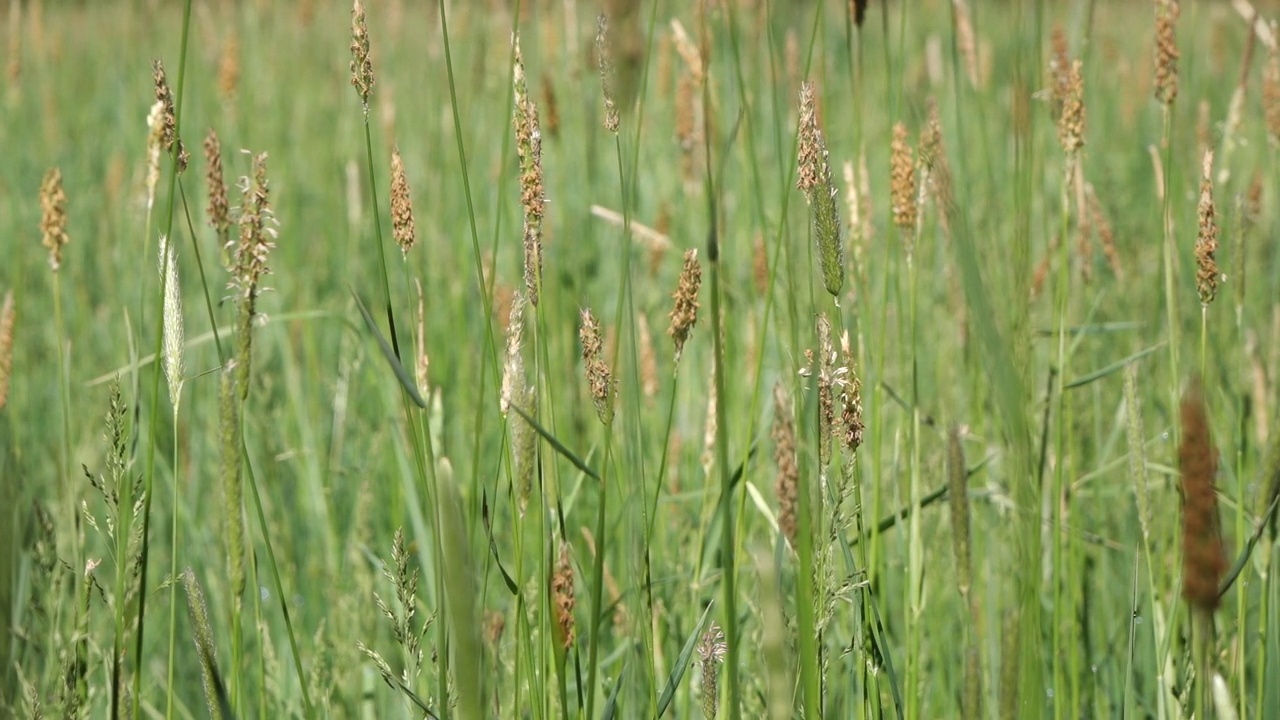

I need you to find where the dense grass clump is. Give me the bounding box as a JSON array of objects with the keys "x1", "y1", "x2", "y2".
[{"x1": 4, "y1": 1, "x2": 1280, "y2": 718}]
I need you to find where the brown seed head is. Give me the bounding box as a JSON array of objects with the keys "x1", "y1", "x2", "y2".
[
  {"x1": 772, "y1": 383, "x2": 799, "y2": 544},
  {"x1": 580, "y1": 308, "x2": 614, "y2": 425},
  {"x1": 838, "y1": 331, "x2": 864, "y2": 454},
  {"x1": 797, "y1": 82, "x2": 845, "y2": 298},
  {"x1": 1085, "y1": 182, "x2": 1122, "y2": 280},
  {"x1": 669, "y1": 249, "x2": 702, "y2": 362},
  {"x1": 153, "y1": 60, "x2": 187, "y2": 173},
  {"x1": 230, "y1": 152, "x2": 275, "y2": 300},
  {"x1": 597, "y1": 14, "x2": 619, "y2": 134},
  {"x1": 1153, "y1": 0, "x2": 1180, "y2": 107},
  {"x1": 1179, "y1": 379, "x2": 1225, "y2": 612},
  {"x1": 552, "y1": 543, "x2": 576, "y2": 649},
  {"x1": 513, "y1": 37, "x2": 546, "y2": 306},
  {"x1": 1195, "y1": 151, "x2": 1220, "y2": 305},
  {"x1": 1057, "y1": 60, "x2": 1085, "y2": 157},
  {"x1": 350, "y1": 0, "x2": 375, "y2": 109},
  {"x1": 218, "y1": 32, "x2": 240, "y2": 103},
  {"x1": 204, "y1": 129, "x2": 230, "y2": 247},
  {"x1": 890, "y1": 123, "x2": 918, "y2": 239},
  {"x1": 390, "y1": 147, "x2": 416, "y2": 256},
  {"x1": 39, "y1": 167, "x2": 69, "y2": 271},
  {"x1": 0, "y1": 290, "x2": 13, "y2": 412}
]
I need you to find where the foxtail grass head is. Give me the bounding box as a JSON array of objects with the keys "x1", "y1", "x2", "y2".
[
  {"x1": 668, "y1": 249, "x2": 702, "y2": 363},
  {"x1": 350, "y1": 0, "x2": 375, "y2": 111},
  {"x1": 1153, "y1": 0, "x2": 1180, "y2": 107},
  {"x1": 390, "y1": 146, "x2": 416, "y2": 257},
  {"x1": 1056, "y1": 59, "x2": 1085, "y2": 159},
  {"x1": 204, "y1": 129, "x2": 230, "y2": 250},
  {"x1": 1179, "y1": 378, "x2": 1225, "y2": 612},
  {"x1": 513, "y1": 36, "x2": 546, "y2": 306},
  {"x1": 890, "y1": 123, "x2": 918, "y2": 249},
  {"x1": 580, "y1": 308, "x2": 614, "y2": 425},
  {"x1": 698, "y1": 622, "x2": 727, "y2": 719},
  {"x1": 796, "y1": 81, "x2": 845, "y2": 299},
  {"x1": 39, "y1": 167, "x2": 69, "y2": 271},
  {"x1": 152, "y1": 60, "x2": 187, "y2": 173},
  {"x1": 145, "y1": 100, "x2": 165, "y2": 212},
  {"x1": 552, "y1": 542, "x2": 576, "y2": 649},
  {"x1": 159, "y1": 234, "x2": 185, "y2": 409},
  {"x1": 772, "y1": 383, "x2": 799, "y2": 545},
  {"x1": 1195, "y1": 150, "x2": 1220, "y2": 305},
  {"x1": 597, "y1": 14, "x2": 619, "y2": 134}
]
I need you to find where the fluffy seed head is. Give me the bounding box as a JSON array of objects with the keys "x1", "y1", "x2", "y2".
[
  {"x1": 0, "y1": 290, "x2": 13, "y2": 412},
  {"x1": 1195, "y1": 151, "x2": 1220, "y2": 305},
  {"x1": 1153, "y1": 0, "x2": 1180, "y2": 106},
  {"x1": 40, "y1": 167, "x2": 69, "y2": 271},
  {"x1": 772, "y1": 383, "x2": 799, "y2": 544},
  {"x1": 890, "y1": 123, "x2": 918, "y2": 240},
  {"x1": 350, "y1": 0, "x2": 375, "y2": 109},
  {"x1": 230, "y1": 152, "x2": 276, "y2": 299},
  {"x1": 204, "y1": 129, "x2": 231, "y2": 248},
  {"x1": 580, "y1": 308, "x2": 614, "y2": 425},
  {"x1": 797, "y1": 81, "x2": 845, "y2": 298},
  {"x1": 1057, "y1": 60, "x2": 1085, "y2": 157},
  {"x1": 159, "y1": 235, "x2": 185, "y2": 409},
  {"x1": 838, "y1": 331, "x2": 864, "y2": 453},
  {"x1": 698, "y1": 622, "x2": 727, "y2": 719},
  {"x1": 390, "y1": 147, "x2": 416, "y2": 256},
  {"x1": 669, "y1": 249, "x2": 702, "y2": 362},
  {"x1": 1179, "y1": 379, "x2": 1225, "y2": 612},
  {"x1": 597, "y1": 14, "x2": 619, "y2": 133}
]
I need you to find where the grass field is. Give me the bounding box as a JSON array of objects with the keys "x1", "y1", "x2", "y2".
[{"x1": 3, "y1": 0, "x2": 1280, "y2": 717}]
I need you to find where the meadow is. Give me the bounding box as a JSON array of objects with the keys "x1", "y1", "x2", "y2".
[{"x1": 2, "y1": 0, "x2": 1280, "y2": 717}]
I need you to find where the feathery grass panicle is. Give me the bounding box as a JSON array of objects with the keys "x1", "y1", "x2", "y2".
[
  {"x1": 230, "y1": 152, "x2": 276, "y2": 399},
  {"x1": 159, "y1": 235, "x2": 184, "y2": 409},
  {"x1": 1265, "y1": 42, "x2": 1280, "y2": 146},
  {"x1": 698, "y1": 622, "x2": 727, "y2": 719},
  {"x1": 502, "y1": 293, "x2": 536, "y2": 511},
  {"x1": 1049, "y1": 24, "x2": 1071, "y2": 115},
  {"x1": 796, "y1": 81, "x2": 845, "y2": 299},
  {"x1": 1153, "y1": 0, "x2": 1180, "y2": 107},
  {"x1": 513, "y1": 36, "x2": 546, "y2": 306},
  {"x1": 0, "y1": 290, "x2": 12, "y2": 412},
  {"x1": 772, "y1": 383, "x2": 799, "y2": 545},
  {"x1": 500, "y1": 291, "x2": 527, "y2": 417},
  {"x1": 145, "y1": 100, "x2": 165, "y2": 212},
  {"x1": 1179, "y1": 379, "x2": 1225, "y2": 612},
  {"x1": 389, "y1": 147, "x2": 416, "y2": 257},
  {"x1": 580, "y1": 308, "x2": 613, "y2": 425},
  {"x1": 182, "y1": 568, "x2": 225, "y2": 720},
  {"x1": 552, "y1": 542, "x2": 576, "y2": 649},
  {"x1": 838, "y1": 331, "x2": 864, "y2": 454},
  {"x1": 204, "y1": 129, "x2": 230, "y2": 250},
  {"x1": 597, "y1": 14, "x2": 619, "y2": 134},
  {"x1": 890, "y1": 123, "x2": 918, "y2": 250},
  {"x1": 40, "y1": 167, "x2": 69, "y2": 271},
  {"x1": 152, "y1": 60, "x2": 187, "y2": 173},
  {"x1": 812, "y1": 314, "x2": 836, "y2": 469},
  {"x1": 1195, "y1": 150, "x2": 1219, "y2": 306},
  {"x1": 349, "y1": 0, "x2": 374, "y2": 111},
  {"x1": 374, "y1": 528, "x2": 424, "y2": 685},
  {"x1": 668, "y1": 248, "x2": 702, "y2": 363}
]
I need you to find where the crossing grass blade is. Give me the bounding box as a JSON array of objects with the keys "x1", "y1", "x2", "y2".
[
  {"x1": 657, "y1": 601, "x2": 716, "y2": 718},
  {"x1": 351, "y1": 288, "x2": 428, "y2": 409}
]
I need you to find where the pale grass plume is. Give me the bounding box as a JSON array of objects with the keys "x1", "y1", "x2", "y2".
[
  {"x1": 389, "y1": 146, "x2": 416, "y2": 256},
  {"x1": 0, "y1": 290, "x2": 12, "y2": 412},
  {"x1": 772, "y1": 383, "x2": 798, "y2": 545},
  {"x1": 1124, "y1": 364, "x2": 1151, "y2": 543},
  {"x1": 597, "y1": 14, "x2": 619, "y2": 133},
  {"x1": 1195, "y1": 150, "x2": 1219, "y2": 305},
  {"x1": 414, "y1": 279, "x2": 429, "y2": 397},
  {"x1": 40, "y1": 167, "x2": 69, "y2": 271},
  {"x1": 1056, "y1": 59, "x2": 1085, "y2": 159},
  {"x1": 838, "y1": 330, "x2": 864, "y2": 454},
  {"x1": 159, "y1": 234, "x2": 185, "y2": 409},
  {"x1": 796, "y1": 81, "x2": 845, "y2": 299},
  {"x1": 668, "y1": 249, "x2": 702, "y2": 363},
  {"x1": 890, "y1": 123, "x2": 918, "y2": 250}
]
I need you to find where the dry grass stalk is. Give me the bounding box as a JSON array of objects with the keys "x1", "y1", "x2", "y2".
[
  {"x1": 0, "y1": 290, "x2": 13, "y2": 412},
  {"x1": 1179, "y1": 379, "x2": 1225, "y2": 611},
  {"x1": 668, "y1": 249, "x2": 702, "y2": 363},
  {"x1": 698, "y1": 622, "x2": 727, "y2": 719},
  {"x1": 597, "y1": 14, "x2": 620, "y2": 133},
  {"x1": 1153, "y1": 0, "x2": 1180, "y2": 107},
  {"x1": 580, "y1": 308, "x2": 614, "y2": 425},
  {"x1": 1195, "y1": 150, "x2": 1220, "y2": 305},
  {"x1": 513, "y1": 37, "x2": 546, "y2": 306},
  {"x1": 39, "y1": 167, "x2": 69, "y2": 271},
  {"x1": 350, "y1": 0, "x2": 375, "y2": 111},
  {"x1": 797, "y1": 82, "x2": 845, "y2": 299},
  {"x1": 152, "y1": 60, "x2": 188, "y2": 173},
  {"x1": 552, "y1": 542, "x2": 576, "y2": 649},
  {"x1": 890, "y1": 123, "x2": 918, "y2": 252},
  {"x1": 772, "y1": 383, "x2": 799, "y2": 545},
  {"x1": 204, "y1": 129, "x2": 231, "y2": 249},
  {"x1": 389, "y1": 147, "x2": 416, "y2": 256}
]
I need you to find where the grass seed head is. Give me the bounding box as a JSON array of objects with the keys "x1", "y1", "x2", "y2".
[
  {"x1": 1195, "y1": 150, "x2": 1220, "y2": 305},
  {"x1": 145, "y1": 100, "x2": 165, "y2": 211},
  {"x1": 219, "y1": 365, "x2": 245, "y2": 601},
  {"x1": 39, "y1": 167, "x2": 69, "y2": 271},
  {"x1": 1057, "y1": 59, "x2": 1085, "y2": 157},
  {"x1": 513, "y1": 36, "x2": 546, "y2": 306},
  {"x1": 159, "y1": 234, "x2": 185, "y2": 409},
  {"x1": 698, "y1": 622, "x2": 727, "y2": 719},
  {"x1": 0, "y1": 290, "x2": 12, "y2": 412},
  {"x1": 389, "y1": 146, "x2": 416, "y2": 256},
  {"x1": 797, "y1": 81, "x2": 845, "y2": 298},
  {"x1": 597, "y1": 14, "x2": 619, "y2": 133},
  {"x1": 350, "y1": 0, "x2": 374, "y2": 110},
  {"x1": 1179, "y1": 379, "x2": 1225, "y2": 612},
  {"x1": 1153, "y1": 0, "x2": 1180, "y2": 107},
  {"x1": 580, "y1": 308, "x2": 614, "y2": 425},
  {"x1": 204, "y1": 129, "x2": 230, "y2": 248},
  {"x1": 181, "y1": 569, "x2": 223, "y2": 720},
  {"x1": 668, "y1": 248, "x2": 702, "y2": 363},
  {"x1": 838, "y1": 330, "x2": 864, "y2": 454},
  {"x1": 850, "y1": 0, "x2": 868, "y2": 28},
  {"x1": 772, "y1": 383, "x2": 799, "y2": 545},
  {"x1": 552, "y1": 542, "x2": 576, "y2": 649},
  {"x1": 890, "y1": 123, "x2": 918, "y2": 243},
  {"x1": 152, "y1": 60, "x2": 187, "y2": 173}
]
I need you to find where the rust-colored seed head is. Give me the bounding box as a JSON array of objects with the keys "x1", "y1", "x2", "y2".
[
  {"x1": 552, "y1": 543, "x2": 576, "y2": 649},
  {"x1": 350, "y1": 0, "x2": 375, "y2": 109},
  {"x1": 668, "y1": 249, "x2": 702, "y2": 362},
  {"x1": 204, "y1": 129, "x2": 230, "y2": 246},
  {"x1": 153, "y1": 60, "x2": 187, "y2": 173},
  {"x1": 513, "y1": 37, "x2": 546, "y2": 306},
  {"x1": 0, "y1": 290, "x2": 13, "y2": 412},
  {"x1": 1179, "y1": 379, "x2": 1225, "y2": 612},
  {"x1": 597, "y1": 14, "x2": 619, "y2": 134},
  {"x1": 580, "y1": 308, "x2": 613, "y2": 425},
  {"x1": 890, "y1": 122, "x2": 918, "y2": 238},
  {"x1": 1153, "y1": 0, "x2": 1180, "y2": 107},
  {"x1": 390, "y1": 147, "x2": 416, "y2": 256},
  {"x1": 40, "y1": 167, "x2": 69, "y2": 271},
  {"x1": 1195, "y1": 151, "x2": 1220, "y2": 305},
  {"x1": 772, "y1": 383, "x2": 799, "y2": 544}
]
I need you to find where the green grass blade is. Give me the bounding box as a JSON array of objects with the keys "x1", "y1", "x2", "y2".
[{"x1": 656, "y1": 601, "x2": 715, "y2": 717}]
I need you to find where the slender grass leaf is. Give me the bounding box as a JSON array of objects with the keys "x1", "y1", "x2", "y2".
[
  {"x1": 481, "y1": 490, "x2": 518, "y2": 595},
  {"x1": 657, "y1": 601, "x2": 716, "y2": 717},
  {"x1": 1065, "y1": 343, "x2": 1165, "y2": 390},
  {"x1": 509, "y1": 403, "x2": 600, "y2": 481},
  {"x1": 350, "y1": 289, "x2": 428, "y2": 408}
]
